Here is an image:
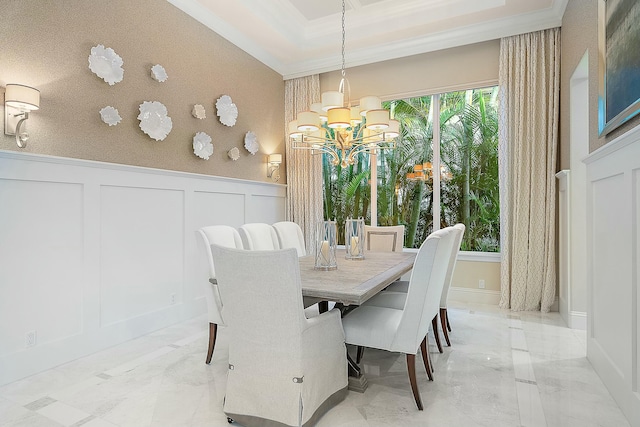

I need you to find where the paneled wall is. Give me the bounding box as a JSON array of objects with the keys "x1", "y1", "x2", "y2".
[
  {"x1": 0, "y1": 150, "x2": 285, "y2": 386},
  {"x1": 584, "y1": 126, "x2": 640, "y2": 426}
]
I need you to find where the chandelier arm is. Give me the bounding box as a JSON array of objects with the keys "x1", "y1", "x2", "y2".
[{"x1": 291, "y1": 141, "x2": 340, "y2": 164}]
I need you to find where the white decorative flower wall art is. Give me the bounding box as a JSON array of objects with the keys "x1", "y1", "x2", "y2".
[
  {"x1": 192, "y1": 104, "x2": 206, "y2": 119},
  {"x1": 227, "y1": 147, "x2": 240, "y2": 161},
  {"x1": 88, "y1": 44, "x2": 124, "y2": 85},
  {"x1": 216, "y1": 95, "x2": 238, "y2": 127},
  {"x1": 244, "y1": 131, "x2": 260, "y2": 155},
  {"x1": 193, "y1": 132, "x2": 214, "y2": 160},
  {"x1": 150, "y1": 64, "x2": 168, "y2": 82},
  {"x1": 99, "y1": 106, "x2": 122, "y2": 126},
  {"x1": 137, "y1": 101, "x2": 173, "y2": 141}
]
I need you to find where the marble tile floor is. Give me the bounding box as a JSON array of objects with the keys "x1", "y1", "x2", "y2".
[{"x1": 0, "y1": 302, "x2": 630, "y2": 427}]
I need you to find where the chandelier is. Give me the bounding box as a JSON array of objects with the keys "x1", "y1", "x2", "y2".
[{"x1": 289, "y1": 0, "x2": 399, "y2": 168}]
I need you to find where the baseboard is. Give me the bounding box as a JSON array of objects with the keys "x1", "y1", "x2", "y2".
[
  {"x1": 448, "y1": 287, "x2": 500, "y2": 305},
  {"x1": 569, "y1": 311, "x2": 587, "y2": 330}
]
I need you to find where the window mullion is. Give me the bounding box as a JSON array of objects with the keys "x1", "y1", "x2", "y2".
[{"x1": 432, "y1": 93, "x2": 441, "y2": 232}]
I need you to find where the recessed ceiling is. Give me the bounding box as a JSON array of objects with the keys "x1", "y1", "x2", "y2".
[{"x1": 167, "y1": 0, "x2": 568, "y2": 80}]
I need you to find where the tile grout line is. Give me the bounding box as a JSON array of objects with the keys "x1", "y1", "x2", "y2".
[{"x1": 510, "y1": 320, "x2": 548, "y2": 427}]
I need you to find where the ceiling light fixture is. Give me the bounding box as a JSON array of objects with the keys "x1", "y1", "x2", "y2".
[{"x1": 289, "y1": 0, "x2": 398, "y2": 167}]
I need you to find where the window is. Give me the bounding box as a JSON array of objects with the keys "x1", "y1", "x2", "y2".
[{"x1": 322, "y1": 86, "x2": 500, "y2": 252}]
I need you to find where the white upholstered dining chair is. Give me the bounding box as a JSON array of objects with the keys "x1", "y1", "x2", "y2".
[
  {"x1": 385, "y1": 224, "x2": 465, "y2": 347},
  {"x1": 273, "y1": 221, "x2": 306, "y2": 256},
  {"x1": 355, "y1": 224, "x2": 405, "y2": 363},
  {"x1": 211, "y1": 245, "x2": 348, "y2": 426},
  {"x1": 238, "y1": 223, "x2": 280, "y2": 250},
  {"x1": 197, "y1": 225, "x2": 244, "y2": 364},
  {"x1": 364, "y1": 224, "x2": 405, "y2": 252},
  {"x1": 341, "y1": 228, "x2": 454, "y2": 410}
]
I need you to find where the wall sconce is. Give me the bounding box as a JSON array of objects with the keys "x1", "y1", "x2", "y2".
[
  {"x1": 4, "y1": 84, "x2": 40, "y2": 148},
  {"x1": 267, "y1": 153, "x2": 282, "y2": 182}
]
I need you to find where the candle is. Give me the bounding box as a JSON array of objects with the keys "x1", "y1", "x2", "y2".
[
  {"x1": 321, "y1": 240, "x2": 330, "y2": 263},
  {"x1": 350, "y1": 236, "x2": 360, "y2": 256}
]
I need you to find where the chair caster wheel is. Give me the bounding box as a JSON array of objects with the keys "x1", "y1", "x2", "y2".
[{"x1": 227, "y1": 417, "x2": 234, "y2": 424}]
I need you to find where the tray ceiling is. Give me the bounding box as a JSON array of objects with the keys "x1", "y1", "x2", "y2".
[{"x1": 167, "y1": 0, "x2": 568, "y2": 79}]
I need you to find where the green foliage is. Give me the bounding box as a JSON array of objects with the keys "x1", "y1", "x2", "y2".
[{"x1": 322, "y1": 152, "x2": 370, "y2": 243}]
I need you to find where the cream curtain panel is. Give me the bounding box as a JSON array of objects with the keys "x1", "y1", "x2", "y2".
[
  {"x1": 284, "y1": 75, "x2": 323, "y2": 254},
  {"x1": 498, "y1": 28, "x2": 560, "y2": 312}
]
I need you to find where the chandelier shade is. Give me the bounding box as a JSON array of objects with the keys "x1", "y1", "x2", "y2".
[
  {"x1": 358, "y1": 96, "x2": 381, "y2": 116},
  {"x1": 327, "y1": 107, "x2": 351, "y2": 129},
  {"x1": 289, "y1": 0, "x2": 397, "y2": 168},
  {"x1": 364, "y1": 109, "x2": 390, "y2": 130},
  {"x1": 297, "y1": 111, "x2": 320, "y2": 132},
  {"x1": 322, "y1": 91, "x2": 344, "y2": 111}
]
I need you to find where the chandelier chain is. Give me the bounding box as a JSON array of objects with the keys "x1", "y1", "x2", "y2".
[{"x1": 341, "y1": 0, "x2": 346, "y2": 79}]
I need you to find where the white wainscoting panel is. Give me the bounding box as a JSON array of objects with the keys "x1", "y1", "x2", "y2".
[
  {"x1": 584, "y1": 125, "x2": 640, "y2": 426},
  {"x1": 246, "y1": 194, "x2": 286, "y2": 224},
  {"x1": 100, "y1": 185, "x2": 185, "y2": 326},
  {"x1": 0, "y1": 179, "x2": 84, "y2": 357},
  {"x1": 0, "y1": 150, "x2": 286, "y2": 386}
]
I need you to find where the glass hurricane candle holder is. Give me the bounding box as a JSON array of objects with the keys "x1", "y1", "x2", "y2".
[
  {"x1": 345, "y1": 218, "x2": 365, "y2": 260},
  {"x1": 315, "y1": 220, "x2": 337, "y2": 270}
]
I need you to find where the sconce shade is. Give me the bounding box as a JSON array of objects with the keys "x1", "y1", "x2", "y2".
[
  {"x1": 268, "y1": 154, "x2": 282, "y2": 164},
  {"x1": 5, "y1": 84, "x2": 40, "y2": 111}
]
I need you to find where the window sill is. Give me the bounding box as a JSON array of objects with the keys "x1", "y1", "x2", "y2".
[{"x1": 401, "y1": 248, "x2": 500, "y2": 263}]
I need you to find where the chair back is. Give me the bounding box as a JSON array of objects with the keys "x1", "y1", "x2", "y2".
[
  {"x1": 211, "y1": 246, "x2": 307, "y2": 373},
  {"x1": 364, "y1": 225, "x2": 404, "y2": 252},
  {"x1": 197, "y1": 225, "x2": 244, "y2": 279},
  {"x1": 239, "y1": 223, "x2": 280, "y2": 250},
  {"x1": 273, "y1": 221, "x2": 306, "y2": 256},
  {"x1": 440, "y1": 223, "x2": 466, "y2": 308},
  {"x1": 391, "y1": 228, "x2": 455, "y2": 352},
  {"x1": 212, "y1": 245, "x2": 348, "y2": 426}
]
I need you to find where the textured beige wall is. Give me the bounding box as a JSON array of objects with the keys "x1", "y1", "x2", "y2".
[
  {"x1": 560, "y1": 0, "x2": 640, "y2": 168},
  {"x1": 452, "y1": 260, "x2": 501, "y2": 291},
  {"x1": 320, "y1": 40, "x2": 500, "y2": 100},
  {"x1": 0, "y1": 0, "x2": 285, "y2": 183}
]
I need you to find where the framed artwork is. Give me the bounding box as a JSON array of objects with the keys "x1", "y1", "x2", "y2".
[{"x1": 598, "y1": 0, "x2": 640, "y2": 135}]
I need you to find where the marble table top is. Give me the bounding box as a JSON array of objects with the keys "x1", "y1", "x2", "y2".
[{"x1": 299, "y1": 249, "x2": 416, "y2": 306}]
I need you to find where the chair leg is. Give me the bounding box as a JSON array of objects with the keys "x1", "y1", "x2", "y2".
[
  {"x1": 440, "y1": 308, "x2": 451, "y2": 346},
  {"x1": 406, "y1": 354, "x2": 424, "y2": 410},
  {"x1": 445, "y1": 308, "x2": 452, "y2": 332},
  {"x1": 432, "y1": 316, "x2": 443, "y2": 353},
  {"x1": 356, "y1": 346, "x2": 364, "y2": 364},
  {"x1": 420, "y1": 336, "x2": 433, "y2": 381},
  {"x1": 206, "y1": 323, "x2": 217, "y2": 364}
]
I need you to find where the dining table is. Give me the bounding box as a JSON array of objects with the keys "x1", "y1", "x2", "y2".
[{"x1": 298, "y1": 248, "x2": 417, "y2": 392}]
